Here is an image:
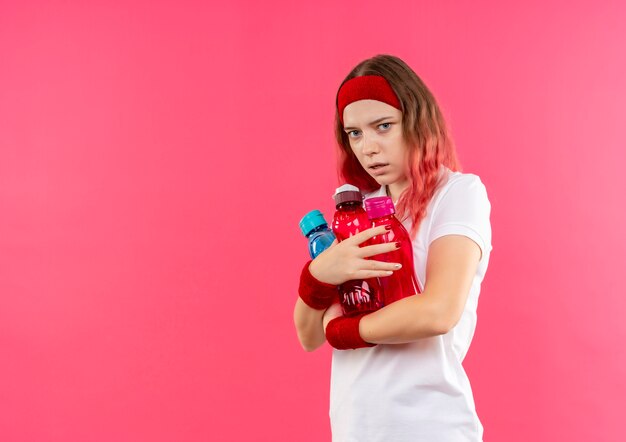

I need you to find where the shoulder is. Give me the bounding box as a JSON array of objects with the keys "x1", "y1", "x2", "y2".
[
  {"x1": 439, "y1": 169, "x2": 487, "y2": 195},
  {"x1": 427, "y1": 168, "x2": 492, "y2": 257},
  {"x1": 432, "y1": 169, "x2": 490, "y2": 211}
]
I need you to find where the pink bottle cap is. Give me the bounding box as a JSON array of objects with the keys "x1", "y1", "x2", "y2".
[{"x1": 364, "y1": 196, "x2": 395, "y2": 219}]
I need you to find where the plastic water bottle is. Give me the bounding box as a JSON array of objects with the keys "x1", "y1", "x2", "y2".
[
  {"x1": 364, "y1": 196, "x2": 421, "y2": 305},
  {"x1": 299, "y1": 210, "x2": 336, "y2": 259},
  {"x1": 332, "y1": 185, "x2": 384, "y2": 316}
]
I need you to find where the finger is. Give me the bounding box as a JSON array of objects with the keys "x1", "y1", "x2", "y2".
[
  {"x1": 346, "y1": 225, "x2": 389, "y2": 245},
  {"x1": 358, "y1": 242, "x2": 400, "y2": 258},
  {"x1": 355, "y1": 269, "x2": 396, "y2": 279},
  {"x1": 358, "y1": 258, "x2": 402, "y2": 272}
]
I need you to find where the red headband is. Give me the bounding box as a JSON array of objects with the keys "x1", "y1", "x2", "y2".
[{"x1": 336, "y1": 75, "x2": 402, "y2": 125}]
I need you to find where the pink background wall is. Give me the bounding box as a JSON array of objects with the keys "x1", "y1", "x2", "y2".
[{"x1": 1, "y1": 1, "x2": 625, "y2": 440}]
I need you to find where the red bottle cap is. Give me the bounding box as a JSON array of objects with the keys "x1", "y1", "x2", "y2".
[{"x1": 333, "y1": 184, "x2": 363, "y2": 207}]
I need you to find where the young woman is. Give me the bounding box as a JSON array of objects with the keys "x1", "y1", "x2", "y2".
[{"x1": 294, "y1": 54, "x2": 492, "y2": 441}]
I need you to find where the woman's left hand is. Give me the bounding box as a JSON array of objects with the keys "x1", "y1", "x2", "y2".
[{"x1": 322, "y1": 302, "x2": 343, "y2": 333}]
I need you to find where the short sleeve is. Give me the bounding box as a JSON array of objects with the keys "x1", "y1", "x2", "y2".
[{"x1": 427, "y1": 174, "x2": 492, "y2": 260}]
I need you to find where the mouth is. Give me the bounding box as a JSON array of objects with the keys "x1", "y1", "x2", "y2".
[
  {"x1": 368, "y1": 162, "x2": 389, "y2": 170},
  {"x1": 368, "y1": 163, "x2": 390, "y2": 176}
]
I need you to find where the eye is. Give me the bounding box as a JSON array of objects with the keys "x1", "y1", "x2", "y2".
[
  {"x1": 346, "y1": 130, "x2": 361, "y2": 138},
  {"x1": 379, "y1": 122, "x2": 392, "y2": 130}
]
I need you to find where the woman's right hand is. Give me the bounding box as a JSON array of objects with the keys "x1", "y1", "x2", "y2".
[{"x1": 308, "y1": 225, "x2": 402, "y2": 285}]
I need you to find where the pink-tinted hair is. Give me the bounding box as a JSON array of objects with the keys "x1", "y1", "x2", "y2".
[{"x1": 334, "y1": 54, "x2": 462, "y2": 238}]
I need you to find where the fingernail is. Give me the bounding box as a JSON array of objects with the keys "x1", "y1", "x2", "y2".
[
  {"x1": 386, "y1": 271, "x2": 393, "y2": 275},
  {"x1": 385, "y1": 225, "x2": 392, "y2": 230},
  {"x1": 395, "y1": 242, "x2": 401, "y2": 249},
  {"x1": 394, "y1": 263, "x2": 402, "y2": 269}
]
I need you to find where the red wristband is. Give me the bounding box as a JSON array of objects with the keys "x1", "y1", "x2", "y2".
[
  {"x1": 326, "y1": 313, "x2": 376, "y2": 350},
  {"x1": 298, "y1": 260, "x2": 338, "y2": 310}
]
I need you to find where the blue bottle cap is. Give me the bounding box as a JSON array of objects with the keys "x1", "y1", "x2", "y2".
[{"x1": 299, "y1": 210, "x2": 329, "y2": 236}]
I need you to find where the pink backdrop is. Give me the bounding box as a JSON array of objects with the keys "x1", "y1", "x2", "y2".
[{"x1": 1, "y1": 1, "x2": 625, "y2": 440}]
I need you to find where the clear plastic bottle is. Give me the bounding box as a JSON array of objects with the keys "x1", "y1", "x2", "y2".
[
  {"x1": 332, "y1": 185, "x2": 384, "y2": 316},
  {"x1": 299, "y1": 210, "x2": 336, "y2": 259},
  {"x1": 364, "y1": 196, "x2": 421, "y2": 305}
]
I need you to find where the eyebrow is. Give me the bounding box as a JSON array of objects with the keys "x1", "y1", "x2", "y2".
[{"x1": 343, "y1": 116, "x2": 395, "y2": 131}]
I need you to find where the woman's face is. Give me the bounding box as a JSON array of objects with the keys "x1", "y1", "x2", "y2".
[{"x1": 342, "y1": 99, "x2": 409, "y2": 187}]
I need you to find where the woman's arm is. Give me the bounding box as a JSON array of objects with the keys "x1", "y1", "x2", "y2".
[
  {"x1": 293, "y1": 298, "x2": 328, "y2": 352},
  {"x1": 293, "y1": 225, "x2": 401, "y2": 351},
  {"x1": 358, "y1": 234, "x2": 482, "y2": 344}
]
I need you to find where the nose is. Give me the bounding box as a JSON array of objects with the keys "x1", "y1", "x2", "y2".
[{"x1": 361, "y1": 133, "x2": 380, "y2": 156}]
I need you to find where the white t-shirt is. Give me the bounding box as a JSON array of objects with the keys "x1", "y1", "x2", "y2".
[{"x1": 329, "y1": 167, "x2": 493, "y2": 442}]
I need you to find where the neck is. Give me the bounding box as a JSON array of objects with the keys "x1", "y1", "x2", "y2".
[{"x1": 386, "y1": 180, "x2": 409, "y2": 203}]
